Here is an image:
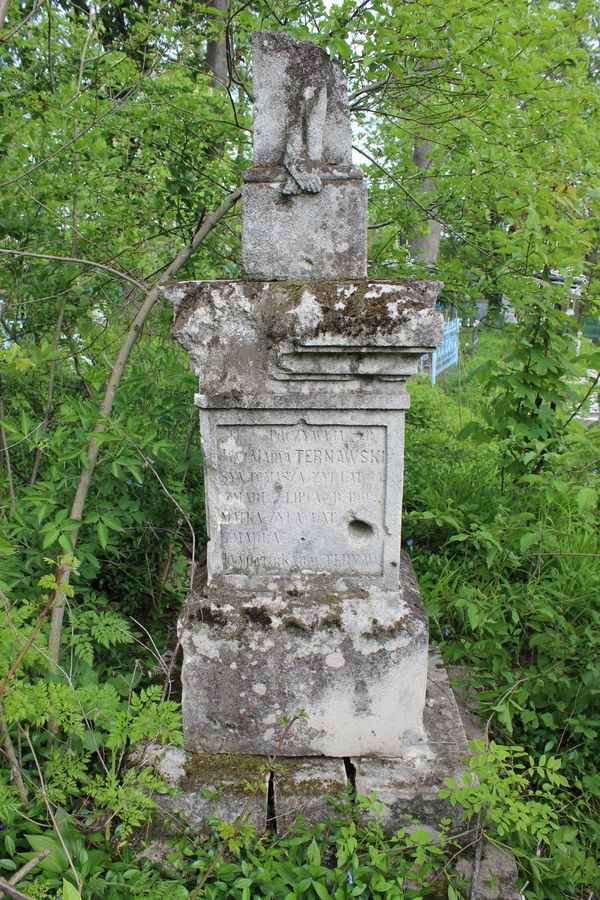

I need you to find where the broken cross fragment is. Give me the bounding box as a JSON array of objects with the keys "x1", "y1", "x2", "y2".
[{"x1": 243, "y1": 31, "x2": 367, "y2": 280}]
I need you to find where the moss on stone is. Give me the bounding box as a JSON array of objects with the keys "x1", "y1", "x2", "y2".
[
  {"x1": 180, "y1": 752, "x2": 268, "y2": 793},
  {"x1": 242, "y1": 606, "x2": 273, "y2": 627}
]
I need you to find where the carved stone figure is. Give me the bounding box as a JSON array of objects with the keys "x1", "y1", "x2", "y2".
[
  {"x1": 282, "y1": 77, "x2": 327, "y2": 194},
  {"x1": 251, "y1": 31, "x2": 354, "y2": 193},
  {"x1": 242, "y1": 31, "x2": 367, "y2": 279}
]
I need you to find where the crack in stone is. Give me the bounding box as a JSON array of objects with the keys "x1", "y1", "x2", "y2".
[
  {"x1": 266, "y1": 769, "x2": 277, "y2": 831},
  {"x1": 343, "y1": 757, "x2": 357, "y2": 800}
]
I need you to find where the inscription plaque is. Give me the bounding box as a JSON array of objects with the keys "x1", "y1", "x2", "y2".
[{"x1": 216, "y1": 423, "x2": 386, "y2": 575}]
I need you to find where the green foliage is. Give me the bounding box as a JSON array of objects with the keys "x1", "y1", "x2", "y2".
[
  {"x1": 0, "y1": 764, "x2": 579, "y2": 899},
  {"x1": 406, "y1": 358, "x2": 599, "y2": 768},
  {"x1": 0, "y1": 338, "x2": 205, "y2": 617},
  {"x1": 69, "y1": 607, "x2": 134, "y2": 667},
  {"x1": 459, "y1": 295, "x2": 600, "y2": 483},
  {"x1": 0, "y1": 791, "x2": 460, "y2": 898},
  {"x1": 163, "y1": 791, "x2": 469, "y2": 898},
  {"x1": 442, "y1": 741, "x2": 569, "y2": 845},
  {"x1": 404, "y1": 331, "x2": 599, "y2": 896},
  {"x1": 0, "y1": 569, "x2": 183, "y2": 855},
  {"x1": 88, "y1": 768, "x2": 169, "y2": 841},
  {"x1": 0, "y1": 1, "x2": 599, "y2": 897},
  {"x1": 0, "y1": 775, "x2": 20, "y2": 819},
  {"x1": 442, "y1": 741, "x2": 598, "y2": 897}
]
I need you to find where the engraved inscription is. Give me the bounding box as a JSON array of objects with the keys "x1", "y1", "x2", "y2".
[{"x1": 216, "y1": 423, "x2": 386, "y2": 575}]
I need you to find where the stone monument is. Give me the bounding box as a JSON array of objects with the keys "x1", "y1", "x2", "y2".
[{"x1": 157, "y1": 30, "x2": 469, "y2": 833}]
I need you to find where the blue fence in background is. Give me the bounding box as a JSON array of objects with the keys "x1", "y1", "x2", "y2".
[
  {"x1": 581, "y1": 318, "x2": 600, "y2": 345},
  {"x1": 420, "y1": 318, "x2": 460, "y2": 385}
]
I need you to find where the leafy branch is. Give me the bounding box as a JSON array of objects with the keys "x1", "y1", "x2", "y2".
[{"x1": 46, "y1": 184, "x2": 242, "y2": 667}]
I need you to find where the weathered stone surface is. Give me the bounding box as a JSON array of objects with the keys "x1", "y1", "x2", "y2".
[
  {"x1": 274, "y1": 758, "x2": 348, "y2": 831},
  {"x1": 353, "y1": 650, "x2": 469, "y2": 834},
  {"x1": 161, "y1": 278, "x2": 443, "y2": 593},
  {"x1": 200, "y1": 409, "x2": 405, "y2": 591},
  {"x1": 140, "y1": 653, "x2": 471, "y2": 839},
  {"x1": 179, "y1": 553, "x2": 428, "y2": 757},
  {"x1": 214, "y1": 419, "x2": 387, "y2": 579},
  {"x1": 143, "y1": 745, "x2": 268, "y2": 831},
  {"x1": 242, "y1": 179, "x2": 367, "y2": 280},
  {"x1": 163, "y1": 273, "x2": 445, "y2": 760},
  {"x1": 243, "y1": 31, "x2": 366, "y2": 278},
  {"x1": 161, "y1": 279, "x2": 444, "y2": 408},
  {"x1": 251, "y1": 31, "x2": 353, "y2": 174}
]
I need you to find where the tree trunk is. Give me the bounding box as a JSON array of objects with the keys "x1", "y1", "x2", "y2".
[
  {"x1": 206, "y1": 0, "x2": 231, "y2": 86},
  {"x1": 0, "y1": 0, "x2": 11, "y2": 31},
  {"x1": 409, "y1": 137, "x2": 441, "y2": 266}
]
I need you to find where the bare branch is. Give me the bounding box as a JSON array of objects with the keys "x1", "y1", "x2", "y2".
[
  {"x1": 0, "y1": 248, "x2": 147, "y2": 291},
  {"x1": 0, "y1": 0, "x2": 43, "y2": 43},
  {"x1": 0, "y1": 702, "x2": 28, "y2": 805},
  {"x1": 0, "y1": 878, "x2": 31, "y2": 900},
  {"x1": 0, "y1": 400, "x2": 16, "y2": 512},
  {"x1": 9, "y1": 849, "x2": 49, "y2": 886},
  {"x1": 0, "y1": 571, "x2": 66, "y2": 699}
]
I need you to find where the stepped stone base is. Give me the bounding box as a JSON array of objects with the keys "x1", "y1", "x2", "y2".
[{"x1": 143, "y1": 650, "x2": 468, "y2": 836}]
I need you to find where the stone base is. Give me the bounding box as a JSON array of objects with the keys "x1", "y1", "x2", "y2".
[
  {"x1": 139, "y1": 654, "x2": 521, "y2": 899},
  {"x1": 274, "y1": 757, "x2": 348, "y2": 830},
  {"x1": 147, "y1": 750, "x2": 269, "y2": 834},
  {"x1": 354, "y1": 650, "x2": 468, "y2": 834},
  {"x1": 179, "y1": 554, "x2": 429, "y2": 757},
  {"x1": 144, "y1": 649, "x2": 468, "y2": 837},
  {"x1": 241, "y1": 175, "x2": 367, "y2": 280}
]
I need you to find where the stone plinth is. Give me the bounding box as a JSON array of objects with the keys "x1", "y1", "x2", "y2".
[
  {"x1": 179, "y1": 553, "x2": 428, "y2": 756},
  {"x1": 142, "y1": 651, "x2": 470, "y2": 837},
  {"x1": 273, "y1": 758, "x2": 348, "y2": 830},
  {"x1": 144, "y1": 747, "x2": 269, "y2": 833},
  {"x1": 242, "y1": 170, "x2": 368, "y2": 280},
  {"x1": 161, "y1": 277, "x2": 443, "y2": 758},
  {"x1": 355, "y1": 651, "x2": 469, "y2": 832}
]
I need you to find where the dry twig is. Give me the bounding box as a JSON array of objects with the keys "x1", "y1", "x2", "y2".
[{"x1": 8, "y1": 849, "x2": 50, "y2": 886}]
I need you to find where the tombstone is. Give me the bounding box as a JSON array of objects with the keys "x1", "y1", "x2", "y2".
[{"x1": 158, "y1": 31, "x2": 469, "y2": 832}]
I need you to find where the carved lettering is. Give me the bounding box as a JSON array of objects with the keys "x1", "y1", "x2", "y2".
[{"x1": 216, "y1": 423, "x2": 386, "y2": 575}]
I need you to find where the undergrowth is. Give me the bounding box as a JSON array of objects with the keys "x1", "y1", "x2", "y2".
[
  {"x1": 1, "y1": 325, "x2": 599, "y2": 898},
  {"x1": 403, "y1": 326, "x2": 600, "y2": 897}
]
